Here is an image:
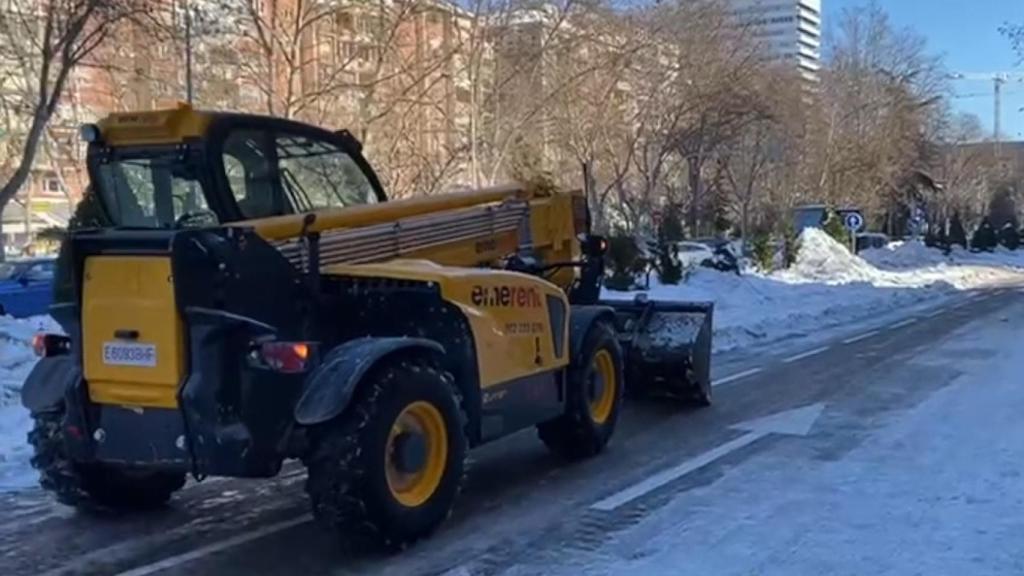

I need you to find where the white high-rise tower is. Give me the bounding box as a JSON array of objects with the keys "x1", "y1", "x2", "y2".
[{"x1": 729, "y1": 0, "x2": 822, "y2": 83}]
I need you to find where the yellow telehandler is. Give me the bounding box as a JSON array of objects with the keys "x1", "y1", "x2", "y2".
[{"x1": 23, "y1": 104, "x2": 713, "y2": 548}]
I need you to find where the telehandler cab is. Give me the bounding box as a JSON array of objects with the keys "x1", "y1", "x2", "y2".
[{"x1": 23, "y1": 104, "x2": 713, "y2": 547}]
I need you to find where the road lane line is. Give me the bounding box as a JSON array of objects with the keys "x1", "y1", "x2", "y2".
[
  {"x1": 591, "y1": 432, "x2": 764, "y2": 511},
  {"x1": 888, "y1": 318, "x2": 917, "y2": 329},
  {"x1": 712, "y1": 367, "x2": 763, "y2": 387},
  {"x1": 113, "y1": 515, "x2": 312, "y2": 576},
  {"x1": 842, "y1": 330, "x2": 879, "y2": 344},
  {"x1": 925, "y1": 308, "x2": 945, "y2": 318},
  {"x1": 782, "y1": 346, "x2": 829, "y2": 364}
]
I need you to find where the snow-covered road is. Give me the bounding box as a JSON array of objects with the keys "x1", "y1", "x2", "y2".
[{"x1": 507, "y1": 289, "x2": 1024, "y2": 576}]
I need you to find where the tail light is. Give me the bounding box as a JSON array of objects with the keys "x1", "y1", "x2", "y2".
[
  {"x1": 252, "y1": 341, "x2": 315, "y2": 373},
  {"x1": 33, "y1": 333, "x2": 71, "y2": 357}
]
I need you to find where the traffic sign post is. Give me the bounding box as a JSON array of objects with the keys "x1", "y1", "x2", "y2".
[{"x1": 843, "y1": 212, "x2": 864, "y2": 253}]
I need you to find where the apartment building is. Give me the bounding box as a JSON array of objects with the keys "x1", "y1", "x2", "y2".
[{"x1": 729, "y1": 0, "x2": 822, "y2": 83}]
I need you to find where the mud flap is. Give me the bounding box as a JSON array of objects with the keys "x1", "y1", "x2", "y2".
[{"x1": 603, "y1": 297, "x2": 714, "y2": 402}]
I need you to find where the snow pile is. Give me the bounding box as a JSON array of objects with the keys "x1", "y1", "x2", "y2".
[
  {"x1": 606, "y1": 230, "x2": 1024, "y2": 352},
  {"x1": 861, "y1": 239, "x2": 954, "y2": 269},
  {"x1": 863, "y1": 240, "x2": 1024, "y2": 272},
  {"x1": 1, "y1": 315, "x2": 56, "y2": 491},
  {"x1": 785, "y1": 228, "x2": 887, "y2": 284}
]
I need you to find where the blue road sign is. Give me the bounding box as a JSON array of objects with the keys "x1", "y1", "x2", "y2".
[{"x1": 843, "y1": 212, "x2": 864, "y2": 232}]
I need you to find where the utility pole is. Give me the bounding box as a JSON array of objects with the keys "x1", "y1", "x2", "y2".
[
  {"x1": 949, "y1": 71, "x2": 1024, "y2": 148},
  {"x1": 184, "y1": 0, "x2": 194, "y2": 104},
  {"x1": 994, "y1": 74, "x2": 1004, "y2": 155}
]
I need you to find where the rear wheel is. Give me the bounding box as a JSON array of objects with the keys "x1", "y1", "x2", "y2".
[
  {"x1": 304, "y1": 357, "x2": 467, "y2": 550},
  {"x1": 538, "y1": 320, "x2": 624, "y2": 459},
  {"x1": 691, "y1": 378, "x2": 712, "y2": 407},
  {"x1": 28, "y1": 409, "x2": 185, "y2": 511}
]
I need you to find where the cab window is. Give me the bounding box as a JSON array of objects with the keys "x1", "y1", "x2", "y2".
[
  {"x1": 96, "y1": 150, "x2": 214, "y2": 228},
  {"x1": 222, "y1": 130, "x2": 285, "y2": 220},
  {"x1": 275, "y1": 133, "x2": 377, "y2": 212}
]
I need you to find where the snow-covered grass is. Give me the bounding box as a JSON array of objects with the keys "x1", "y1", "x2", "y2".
[
  {"x1": 0, "y1": 315, "x2": 57, "y2": 492},
  {"x1": 604, "y1": 229, "x2": 1024, "y2": 352}
]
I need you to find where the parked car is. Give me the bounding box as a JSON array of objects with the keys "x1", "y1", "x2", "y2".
[
  {"x1": 677, "y1": 239, "x2": 741, "y2": 274},
  {"x1": 0, "y1": 258, "x2": 56, "y2": 318},
  {"x1": 676, "y1": 241, "x2": 716, "y2": 268},
  {"x1": 856, "y1": 232, "x2": 890, "y2": 252}
]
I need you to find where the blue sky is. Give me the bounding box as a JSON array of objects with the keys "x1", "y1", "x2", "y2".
[{"x1": 823, "y1": 0, "x2": 1024, "y2": 140}]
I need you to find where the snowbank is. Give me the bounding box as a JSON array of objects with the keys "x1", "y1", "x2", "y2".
[
  {"x1": 863, "y1": 240, "x2": 1024, "y2": 272},
  {"x1": 0, "y1": 315, "x2": 57, "y2": 492},
  {"x1": 605, "y1": 229, "x2": 1024, "y2": 352}
]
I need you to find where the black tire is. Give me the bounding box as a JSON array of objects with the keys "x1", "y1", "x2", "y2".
[
  {"x1": 538, "y1": 320, "x2": 624, "y2": 460},
  {"x1": 692, "y1": 380, "x2": 712, "y2": 407},
  {"x1": 303, "y1": 357, "x2": 468, "y2": 550},
  {"x1": 28, "y1": 409, "x2": 186, "y2": 511}
]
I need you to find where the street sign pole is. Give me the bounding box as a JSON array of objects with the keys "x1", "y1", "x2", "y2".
[{"x1": 843, "y1": 212, "x2": 864, "y2": 254}]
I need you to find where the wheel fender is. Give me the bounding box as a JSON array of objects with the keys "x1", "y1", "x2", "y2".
[
  {"x1": 21, "y1": 355, "x2": 80, "y2": 414},
  {"x1": 569, "y1": 305, "x2": 616, "y2": 363},
  {"x1": 294, "y1": 337, "x2": 445, "y2": 426}
]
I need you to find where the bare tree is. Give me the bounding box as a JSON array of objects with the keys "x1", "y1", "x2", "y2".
[
  {"x1": 1000, "y1": 21, "x2": 1024, "y2": 62},
  {"x1": 0, "y1": 0, "x2": 144, "y2": 259}
]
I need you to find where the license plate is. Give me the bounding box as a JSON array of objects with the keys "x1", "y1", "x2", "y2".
[{"x1": 102, "y1": 342, "x2": 157, "y2": 367}]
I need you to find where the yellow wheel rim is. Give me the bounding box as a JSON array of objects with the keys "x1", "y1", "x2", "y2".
[
  {"x1": 385, "y1": 401, "x2": 448, "y2": 507},
  {"x1": 588, "y1": 349, "x2": 617, "y2": 425}
]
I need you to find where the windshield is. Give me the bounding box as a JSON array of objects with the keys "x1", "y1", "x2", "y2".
[
  {"x1": 0, "y1": 262, "x2": 26, "y2": 280},
  {"x1": 95, "y1": 149, "x2": 215, "y2": 228}
]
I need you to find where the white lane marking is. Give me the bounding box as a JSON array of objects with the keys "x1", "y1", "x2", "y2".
[
  {"x1": 925, "y1": 308, "x2": 945, "y2": 318},
  {"x1": 712, "y1": 367, "x2": 763, "y2": 387},
  {"x1": 782, "y1": 346, "x2": 829, "y2": 364},
  {"x1": 113, "y1": 515, "x2": 312, "y2": 576},
  {"x1": 889, "y1": 318, "x2": 917, "y2": 329},
  {"x1": 842, "y1": 330, "x2": 879, "y2": 344},
  {"x1": 591, "y1": 404, "x2": 825, "y2": 512},
  {"x1": 592, "y1": 433, "x2": 764, "y2": 511}
]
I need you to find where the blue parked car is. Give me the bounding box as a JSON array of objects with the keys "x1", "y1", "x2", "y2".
[{"x1": 0, "y1": 258, "x2": 56, "y2": 318}]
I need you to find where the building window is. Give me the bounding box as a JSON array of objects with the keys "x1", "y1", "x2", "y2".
[
  {"x1": 335, "y1": 11, "x2": 353, "y2": 33},
  {"x1": 46, "y1": 179, "x2": 60, "y2": 193}
]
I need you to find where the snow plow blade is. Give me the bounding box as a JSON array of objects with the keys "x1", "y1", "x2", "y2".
[{"x1": 603, "y1": 297, "x2": 714, "y2": 404}]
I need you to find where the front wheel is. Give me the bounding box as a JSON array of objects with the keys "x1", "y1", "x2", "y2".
[
  {"x1": 304, "y1": 357, "x2": 467, "y2": 549},
  {"x1": 538, "y1": 320, "x2": 624, "y2": 459}
]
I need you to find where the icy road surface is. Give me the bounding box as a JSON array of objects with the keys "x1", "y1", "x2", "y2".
[
  {"x1": 508, "y1": 290, "x2": 1024, "y2": 576},
  {"x1": 0, "y1": 287, "x2": 1022, "y2": 575}
]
